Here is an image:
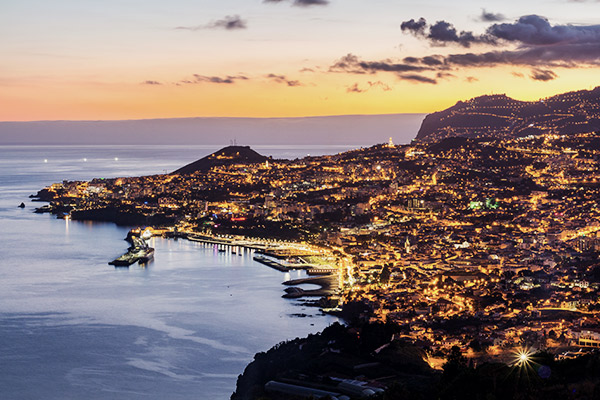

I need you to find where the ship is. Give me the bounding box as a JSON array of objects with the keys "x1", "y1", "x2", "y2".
[{"x1": 109, "y1": 236, "x2": 154, "y2": 266}]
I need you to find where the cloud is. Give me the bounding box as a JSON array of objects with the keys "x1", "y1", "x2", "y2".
[
  {"x1": 176, "y1": 15, "x2": 247, "y2": 31},
  {"x1": 190, "y1": 75, "x2": 248, "y2": 84},
  {"x1": 530, "y1": 68, "x2": 557, "y2": 81},
  {"x1": 429, "y1": 21, "x2": 495, "y2": 47},
  {"x1": 329, "y1": 54, "x2": 367, "y2": 74},
  {"x1": 330, "y1": 54, "x2": 439, "y2": 84},
  {"x1": 266, "y1": 74, "x2": 302, "y2": 86},
  {"x1": 400, "y1": 18, "x2": 427, "y2": 35},
  {"x1": 326, "y1": 15, "x2": 600, "y2": 84},
  {"x1": 329, "y1": 53, "x2": 432, "y2": 75},
  {"x1": 421, "y1": 56, "x2": 445, "y2": 66},
  {"x1": 487, "y1": 14, "x2": 600, "y2": 45},
  {"x1": 465, "y1": 76, "x2": 479, "y2": 83},
  {"x1": 405, "y1": 55, "x2": 444, "y2": 66},
  {"x1": 401, "y1": 17, "x2": 496, "y2": 47},
  {"x1": 329, "y1": 48, "x2": 578, "y2": 84},
  {"x1": 263, "y1": 0, "x2": 329, "y2": 6},
  {"x1": 397, "y1": 15, "x2": 600, "y2": 73},
  {"x1": 400, "y1": 74, "x2": 437, "y2": 84},
  {"x1": 368, "y1": 81, "x2": 392, "y2": 91},
  {"x1": 401, "y1": 14, "x2": 600, "y2": 48},
  {"x1": 294, "y1": 0, "x2": 329, "y2": 5},
  {"x1": 436, "y1": 72, "x2": 456, "y2": 79},
  {"x1": 360, "y1": 60, "x2": 433, "y2": 72},
  {"x1": 479, "y1": 9, "x2": 506, "y2": 22},
  {"x1": 347, "y1": 81, "x2": 392, "y2": 93},
  {"x1": 347, "y1": 83, "x2": 364, "y2": 93},
  {"x1": 141, "y1": 80, "x2": 162, "y2": 85},
  {"x1": 210, "y1": 15, "x2": 247, "y2": 30}
]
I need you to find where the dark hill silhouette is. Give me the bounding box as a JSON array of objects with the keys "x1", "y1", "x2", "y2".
[
  {"x1": 172, "y1": 145, "x2": 268, "y2": 175},
  {"x1": 416, "y1": 87, "x2": 600, "y2": 142}
]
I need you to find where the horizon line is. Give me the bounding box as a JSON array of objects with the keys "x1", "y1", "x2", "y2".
[{"x1": 0, "y1": 112, "x2": 427, "y2": 124}]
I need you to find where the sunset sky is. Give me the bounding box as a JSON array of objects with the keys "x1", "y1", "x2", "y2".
[{"x1": 2, "y1": 0, "x2": 600, "y2": 121}]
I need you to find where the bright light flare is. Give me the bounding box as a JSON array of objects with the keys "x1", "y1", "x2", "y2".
[{"x1": 513, "y1": 347, "x2": 534, "y2": 367}]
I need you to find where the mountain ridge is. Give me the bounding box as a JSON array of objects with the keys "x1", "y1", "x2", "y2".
[{"x1": 416, "y1": 87, "x2": 600, "y2": 142}]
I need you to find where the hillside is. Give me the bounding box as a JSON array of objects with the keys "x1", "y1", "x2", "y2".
[
  {"x1": 172, "y1": 145, "x2": 268, "y2": 175},
  {"x1": 416, "y1": 87, "x2": 600, "y2": 142}
]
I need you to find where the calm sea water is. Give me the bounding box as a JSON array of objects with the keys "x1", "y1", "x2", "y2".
[{"x1": 0, "y1": 145, "x2": 346, "y2": 400}]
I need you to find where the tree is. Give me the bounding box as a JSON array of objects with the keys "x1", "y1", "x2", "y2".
[
  {"x1": 380, "y1": 264, "x2": 392, "y2": 285},
  {"x1": 442, "y1": 345, "x2": 468, "y2": 380},
  {"x1": 469, "y1": 339, "x2": 482, "y2": 353}
]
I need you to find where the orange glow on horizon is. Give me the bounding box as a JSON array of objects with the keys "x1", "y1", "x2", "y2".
[{"x1": 2, "y1": 67, "x2": 600, "y2": 122}]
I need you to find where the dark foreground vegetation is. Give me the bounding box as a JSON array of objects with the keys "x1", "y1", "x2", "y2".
[{"x1": 232, "y1": 321, "x2": 600, "y2": 400}]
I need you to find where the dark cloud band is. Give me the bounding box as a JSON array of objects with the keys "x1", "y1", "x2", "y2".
[{"x1": 379, "y1": 14, "x2": 600, "y2": 83}]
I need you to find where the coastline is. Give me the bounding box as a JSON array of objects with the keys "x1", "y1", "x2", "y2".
[{"x1": 3, "y1": 144, "x2": 353, "y2": 400}]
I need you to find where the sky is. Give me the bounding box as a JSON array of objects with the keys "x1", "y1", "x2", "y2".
[{"x1": 2, "y1": 0, "x2": 600, "y2": 121}]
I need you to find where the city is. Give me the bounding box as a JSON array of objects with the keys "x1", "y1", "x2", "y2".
[
  {"x1": 5, "y1": 1, "x2": 600, "y2": 398},
  {"x1": 34, "y1": 130, "x2": 600, "y2": 371}
]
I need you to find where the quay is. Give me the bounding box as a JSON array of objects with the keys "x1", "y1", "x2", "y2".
[
  {"x1": 184, "y1": 233, "x2": 271, "y2": 251},
  {"x1": 307, "y1": 267, "x2": 338, "y2": 276}
]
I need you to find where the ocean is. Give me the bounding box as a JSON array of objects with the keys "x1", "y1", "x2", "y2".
[{"x1": 0, "y1": 145, "x2": 350, "y2": 400}]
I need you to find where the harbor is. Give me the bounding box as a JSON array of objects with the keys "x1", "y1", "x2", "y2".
[{"x1": 122, "y1": 227, "x2": 343, "y2": 300}]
